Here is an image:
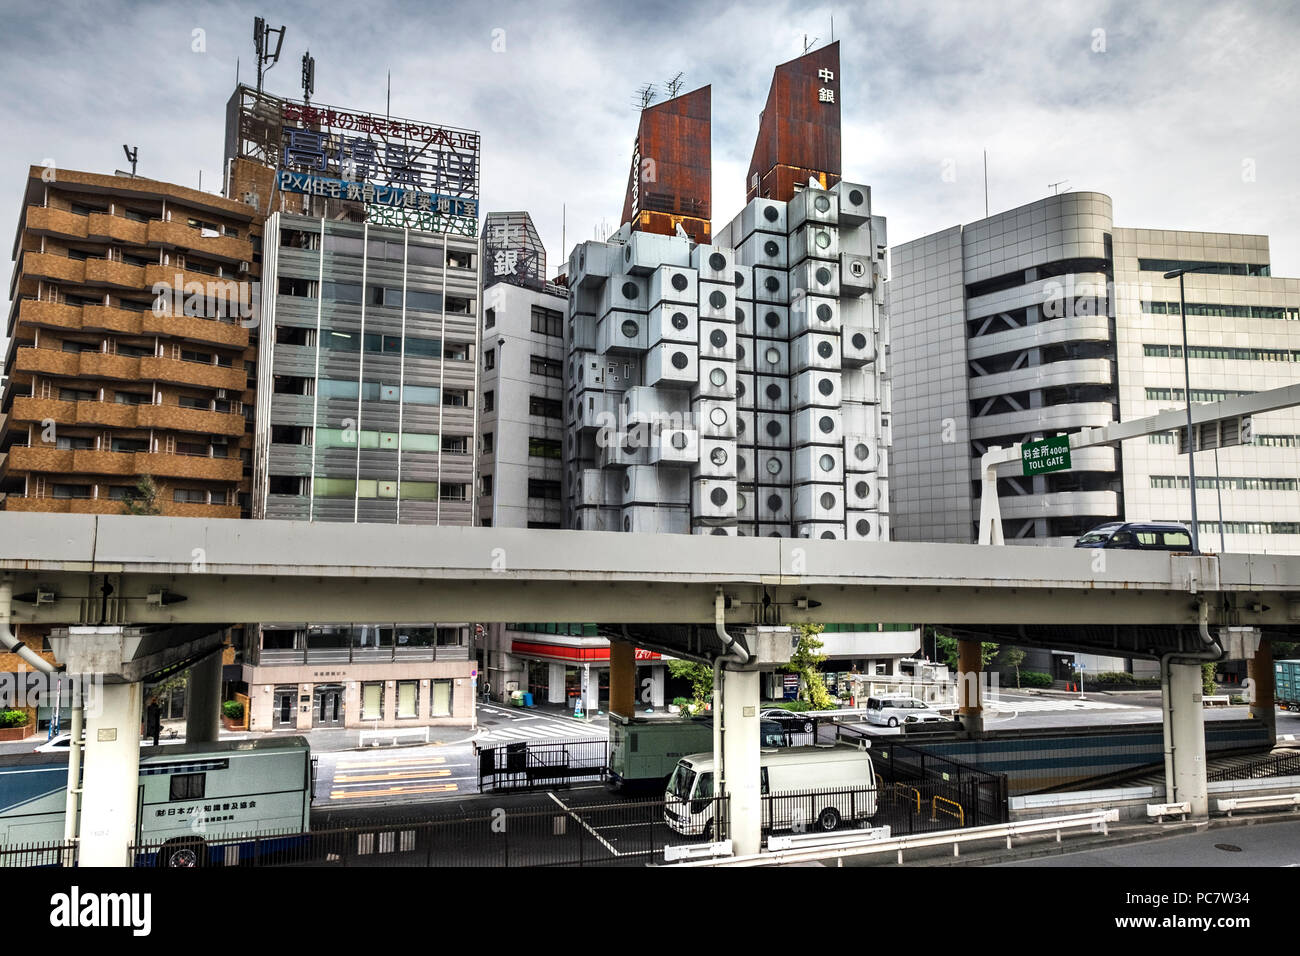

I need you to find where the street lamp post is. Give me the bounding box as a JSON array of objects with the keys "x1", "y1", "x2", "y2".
[{"x1": 1164, "y1": 269, "x2": 1200, "y2": 553}]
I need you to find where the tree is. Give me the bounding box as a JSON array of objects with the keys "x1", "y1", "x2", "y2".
[
  {"x1": 1202, "y1": 662, "x2": 1218, "y2": 697},
  {"x1": 1001, "y1": 646, "x2": 1027, "y2": 689},
  {"x1": 782, "y1": 623, "x2": 833, "y2": 709},
  {"x1": 667, "y1": 659, "x2": 713, "y2": 711},
  {"x1": 933, "y1": 630, "x2": 998, "y2": 672},
  {"x1": 122, "y1": 474, "x2": 164, "y2": 515}
]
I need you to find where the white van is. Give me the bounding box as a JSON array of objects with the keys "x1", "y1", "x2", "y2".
[
  {"x1": 664, "y1": 744, "x2": 876, "y2": 838},
  {"x1": 865, "y1": 694, "x2": 936, "y2": 727}
]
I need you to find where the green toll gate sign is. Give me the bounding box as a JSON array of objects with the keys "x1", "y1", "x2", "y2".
[{"x1": 1022, "y1": 436, "x2": 1072, "y2": 476}]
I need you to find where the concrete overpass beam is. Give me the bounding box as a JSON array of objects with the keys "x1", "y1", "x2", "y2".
[
  {"x1": 721, "y1": 668, "x2": 761, "y2": 856},
  {"x1": 1248, "y1": 640, "x2": 1276, "y2": 739},
  {"x1": 79, "y1": 681, "x2": 143, "y2": 866},
  {"x1": 186, "y1": 650, "x2": 222, "y2": 744},
  {"x1": 957, "y1": 638, "x2": 984, "y2": 735}
]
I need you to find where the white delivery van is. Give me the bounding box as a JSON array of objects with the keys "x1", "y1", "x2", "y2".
[
  {"x1": 664, "y1": 744, "x2": 876, "y2": 838},
  {"x1": 865, "y1": 694, "x2": 937, "y2": 727}
]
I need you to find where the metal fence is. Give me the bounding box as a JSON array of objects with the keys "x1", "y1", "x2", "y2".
[
  {"x1": 476, "y1": 737, "x2": 609, "y2": 792},
  {"x1": 1207, "y1": 750, "x2": 1300, "y2": 782},
  {"x1": 0, "y1": 840, "x2": 78, "y2": 868},
  {"x1": 131, "y1": 796, "x2": 731, "y2": 868}
]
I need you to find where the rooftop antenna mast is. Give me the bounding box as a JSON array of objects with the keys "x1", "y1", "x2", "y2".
[
  {"x1": 1048, "y1": 179, "x2": 1071, "y2": 196},
  {"x1": 664, "y1": 72, "x2": 685, "y2": 99},
  {"x1": 633, "y1": 83, "x2": 658, "y2": 110},
  {"x1": 122, "y1": 145, "x2": 138, "y2": 178},
  {"x1": 253, "y1": 16, "x2": 286, "y2": 93},
  {"x1": 803, "y1": 34, "x2": 819, "y2": 53},
  {"x1": 301, "y1": 50, "x2": 315, "y2": 105}
]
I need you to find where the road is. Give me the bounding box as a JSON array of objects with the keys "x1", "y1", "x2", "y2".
[{"x1": 998, "y1": 818, "x2": 1300, "y2": 867}]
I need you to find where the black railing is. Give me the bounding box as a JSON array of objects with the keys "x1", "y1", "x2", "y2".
[
  {"x1": 477, "y1": 737, "x2": 609, "y2": 792},
  {"x1": 1207, "y1": 750, "x2": 1300, "y2": 782},
  {"x1": 131, "y1": 796, "x2": 730, "y2": 868},
  {"x1": 0, "y1": 840, "x2": 78, "y2": 867}
]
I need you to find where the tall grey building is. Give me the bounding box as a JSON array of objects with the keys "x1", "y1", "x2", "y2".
[
  {"x1": 890, "y1": 191, "x2": 1300, "y2": 557},
  {"x1": 562, "y1": 183, "x2": 892, "y2": 541}
]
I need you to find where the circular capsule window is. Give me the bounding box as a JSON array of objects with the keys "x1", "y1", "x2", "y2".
[
  {"x1": 764, "y1": 240, "x2": 779, "y2": 257},
  {"x1": 671, "y1": 431, "x2": 690, "y2": 450},
  {"x1": 818, "y1": 415, "x2": 835, "y2": 434},
  {"x1": 853, "y1": 442, "x2": 870, "y2": 461},
  {"x1": 855, "y1": 480, "x2": 869, "y2": 497},
  {"x1": 820, "y1": 530, "x2": 836, "y2": 540},
  {"x1": 814, "y1": 195, "x2": 831, "y2": 213},
  {"x1": 710, "y1": 446, "x2": 728, "y2": 466},
  {"x1": 765, "y1": 347, "x2": 781, "y2": 366},
  {"x1": 733, "y1": 271, "x2": 745, "y2": 289},
  {"x1": 814, "y1": 231, "x2": 831, "y2": 249},
  {"x1": 709, "y1": 252, "x2": 727, "y2": 272},
  {"x1": 820, "y1": 492, "x2": 836, "y2": 509},
  {"x1": 621, "y1": 319, "x2": 640, "y2": 338},
  {"x1": 852, "y1": 332, "x2": 868, "y2": 349},
  {"x1": 736, "y1": 380, "x2": 746, "y2": 398},
  {"x1": 819, "y1": 454, "x2": 835, "y2": 472},
  {"x1": 623, "y1": 516, "x2": 631, "y2": 531},
  {"x1": 671, "y1": 273, "x2": 689, "y2": 291},
  {"x1": 621, "y1": 281, "x2": 639, "y2": 300},
  {"x1": 766, "y1": 421, "x2": 783, "y2": 438},
  {"x1": 709, "y1": 329, "x2": 728, "y2": 349},
  {"x1": 764, "y1": 310, "x2": 781, "y2": 329},
  {"x1": 670, "y1": 351, "x2": 689, "y2": 370},
  {"x1": 815, "y1": 267, "x2": 832, "y2": 285},
  {"x1": 766, "y1": 457, "x2": 782, "y2": 475},
  {"x1": 765, "y1": 383, "x2": 782, "y2": 400},
  {"x1": 816, "y1": 303, "x2": 833, "y2": 322},
  {"x1": 817, "y1": 377, "x2": 834, "y2": 396},
  {"x1": 709, "y1": 290, "x2": 727, "y2": 309},
  {"x1": 849, "y1": 189, "x2": 864, "y2": 206},
  {"x1": 764, "y1": 276, "x2": 780, "y2": 292},
  {"x1": 711, "y1": 527, "x2": 728, "y2": 536},
  {"x1": 671, "y1": 311, "x2": 689, "y2": 330},
  {"x1": 856, "y1": 518, "x2": 871, "y2": 536},
  {"x1": 709, "y1": 367, "x2": 728, "y2": 387},
  {"x1": 710, "y1": 487, "x2": 729, "y2": 506},
  {"x1": 817, "y1": 341, "x2": 834, "y2": 359},
  {"x1": 766, "y1": 493, "x2": 782, "y2": 511},
  {"x1": 709, "y1": 407, "x2": 728, "y2": 427},
  {"x1": 763, "y1": 205, "x2": 780, "y2": 222}
]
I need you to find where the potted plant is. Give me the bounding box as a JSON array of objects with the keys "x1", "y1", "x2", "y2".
[
  {"x1": 0, "y1": 709, "x2": 34, "y2": 741},
  {"x1": 221, "y1": 700, "x2": 245, "y2": 731}
]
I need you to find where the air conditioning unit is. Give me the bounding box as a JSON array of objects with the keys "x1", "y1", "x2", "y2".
[
  {"x1": 794, "y1": 407, "x2": 843, "y2": 447},
  {"x1": 216, "y1": 389, "x2": 227, "y2": 399},
  {"x1": 698, "y1": 280, "x2": 734, "y2": 321},
  {"x1": 843, "y1": 434, "x2": 880, "y2": 472},
  {"x1": 646, "y1": 342, "x2": 698, "y2": 388},
  {"x1": 845, "y1": 472, "x2": 880, "y2": 509},
  {"x1": 238, "y1": 260, "x2": 251, "y2": 274},
  {"x1": 696, "y1": 359, "x2": 736, "y2": 400},
  {"x1": 841, "y1": 327, "x2": 877, "y2": 367}
]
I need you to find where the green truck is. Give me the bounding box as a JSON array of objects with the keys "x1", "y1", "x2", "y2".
[
  {"x1": 1276, "y1": 659, "x2": 1300, "y2": 711},
  {"x1": 606, "y1": 715, "x2": 787, "y2": 793}
]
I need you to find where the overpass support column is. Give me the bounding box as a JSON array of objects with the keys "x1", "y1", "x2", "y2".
[
  {"x1": 1248, "y1": 640, "x2": 1276, "y2": 740},
  {"x1": 722, "y1": 668, "x2": 762, "y2": 857},
  {"x1": 956, "y1": 639, "x2": 984, "y2": 735},
  {"x1": 186, "y1": 650, "x2": 223, "y2": 744},
  {"x1": 1163, "y1": 660, "x2": 1209, "y2": 818},
  {"x1": 609, "y1": 641, "x2": 636, "y2": 719},
  {"x1": 80, "y1": 681, "x2": 143, "y2": 866}
]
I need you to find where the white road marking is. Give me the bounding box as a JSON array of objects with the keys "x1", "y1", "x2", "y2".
[{"x1": 547, "y1": 792, "x2": 621, "y2": 856}]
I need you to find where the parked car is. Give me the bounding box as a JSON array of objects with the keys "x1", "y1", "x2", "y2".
[
  {"x1": 902, "y1": 712, "x2": 953, "y2": 727},
  {"x1": 1073, "y1": 521, "x2": 1196, "y2": 553},
  {"x1": 865, "y1": 695, "x2": 938, "y2": 727},
  {"x1": 759, "y1": 708, "x2": 816, "y2": 734}
]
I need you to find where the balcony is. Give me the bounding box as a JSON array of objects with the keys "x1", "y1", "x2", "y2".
[
  {"x1": 14, "y1": 347, "x2": 78, "y2": 377},
  {"x1": 8, "y1": 396, "x2": 244, "y2": 436},
  {"x1": 14, "y1": 299, "x2": 249, "y2": 349},
  {"x1": 4, "y1": 445, "x2": 241, "y2": 482},
  {"x1": 1, "y1": 495, "x2": 239, "y2": 519},
  {"x1": 23, "y1": 252, "x2": 85, "y2": 284},
  {"x1": 141, "y1": 310, "x2": 249, "y2": 349},
  {"x1": 147, "y1": 219, "x2": 253, "y2": 263},
  {"x1": 140, "y1": 355, "x2": 245, "y2": 391},
  {"x1": 14, "y1": 299, "x2": 84, "y2": 332},
  {"x1": 88, "y1": 213, "x2": 147, "y2": 245},
  {"x1": 25, "y1": 206, "x2": 89, "y2": 240},
  {"x1": 144, "y1": 264, "x2": 248, "y2": 298},
  {"x1": 84, "y1": 258, "x2": 147, "y2": 289},
  {"x1": 81, "y1": 304, "x2": 147, "y2": 336}
]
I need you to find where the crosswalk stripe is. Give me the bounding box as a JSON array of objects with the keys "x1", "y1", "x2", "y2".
[
  {"x1": 337, "y1": 756, "x2": 448, "y2": 770},
  {"x1": 329, "y1": 783, "x2": 458, "y2": 799},
  {"x1": 335, "y1": 769, "x2": 453, "y2": 783}
]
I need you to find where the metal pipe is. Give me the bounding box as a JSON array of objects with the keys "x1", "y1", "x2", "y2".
[
  {"x1": 63, "y1": 703, "x2": 83, "y2": 853},
  {"x1": 0, "y1": 577, "x2": 56, "y2": 674}
]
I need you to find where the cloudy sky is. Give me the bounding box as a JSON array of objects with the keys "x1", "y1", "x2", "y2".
[{"x1": 1, "y1": 0, "x2": 1297, "y2": 281}]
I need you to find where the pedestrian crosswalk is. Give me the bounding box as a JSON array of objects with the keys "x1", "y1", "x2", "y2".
[
  {"x1": 327, "y1": 753, "x2": 461, "y2": 801},
  {"x1": 985, "y1": 697, "x2": 1138, "y2": 714},
  {"x1": 475, "y1": 709, "x2": 608, "y2": 744}
]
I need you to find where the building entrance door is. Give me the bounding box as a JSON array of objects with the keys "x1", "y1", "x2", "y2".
[
  {"x1": 313, "y1": 684, "x2": 344, "y2": 727},
  {"x1": 273, "y1": 686, "x2": 297, "y2": 729}
]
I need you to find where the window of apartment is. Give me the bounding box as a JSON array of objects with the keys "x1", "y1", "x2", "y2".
[
  {"x1": 115, "y1": 342, "x2": 153, "y2": 358},
  {"x1": 483, "y1": 390, "x2": 495, "y2": 412},
  {"x1": 61, "y1": 339, "x2": 98, "y2": 353},
  {"x1": 396, "y1": 681, "x2": 419, "y2": 719},
  {"x1": 529, "y1": 396, "x2": 562, "y2": 419},
  {"x1": 444, "y1": 343, "x2": 470, "y2": 361},
  {"x1": 69, "y1": 203, "x2": 101, "y2": 217},
  {"x1": 66, "y1": 249, "x2": 91, "y2": 262},
  {"x1": 369, "y1": 285, "x2": 403, "y2": 309},
  {"x1": 123, "y1": 208, "x2": 150, "y2": 223},
  {"x1": 60, "y1": 388, "x2": 97, "y2": 402},
  {"x1": 530, "y1": 306, "x2": 563, "y2": 338},
  {"x1": 431, "y1": 680, "x2": 453, "y2": 717},
  {"x1": 111, "y1": 437, "x2": 150, "y2": 453},
  {"x1": 174, "y1": 489, "x2": 208, "y2": 504},
  {"x1": 323, "y1": 233, "x2": 364, "y2": 256},
  {"x1": 407, "y1": 336, "x2": 442, "y2": 358},
  {"x1": 527, "y1": 479, "x2": 561, "y2": 500},
  {"x1": 268, "y1": 475, "x2": 305, "y2": 495},
  {"x1": 480, "y1": 474, "x2": 494, "y2": 497},
  {"x1": 320, "y1": 281, "x2": 363, "y2": 304},
  {"x1": 530, "y1": 355, "x2": 562, "y2": 379},
  {"x1": 281, "y1": 228, "x2": 318, "y2": 250},
  {"x1": 180, "y1": 349, "x2": 213, "y2": 364},
  {"x1": 442, "y1": 436, "x2": 468, "y2": 454},
  {"x1": 56, "y1": 436, "x2": 95, "y2": 450},
  {"x1": 484, "y1": 348, "x2": 495, "y2": 371},
  {"x1": 52, "y1": 484, "x2": 92, "y2": 499},
  {"x1": 107, "y1": 486, "x2": 141, "y2": 501},
  {"x1": 114, "y1": 391, "x2": 150, "y2": 405},
  {"x1": 361, "y1": 682, "x2": 384, "y2": 720},
  {"x1": 406, "y1": 385, "x2": 440, "y2": 406},
  {"x1": 484, "y1": 308, "x2": 495, "y2": 330},
  {"x1": 529, "y1": 437, "x2": 562, "y2": 459},
  {"x1": 407, "y1": 244, "x2": 442, "y2": 269},
  {"x1": 175, "y1": 441, "x2": 209, "y2": 456},
  {"x1": 439, "y1": 483, "x2": 468, "y2": 501},
  {"x1": 178, "y1": 395, "x2": 210, "y2": 410},
  {"x1": 446, "y1": 295, "x2": 473, "y2": 315},
  {"x1": 443, "y1": 389, "x2": 469, "y2": 407},
  {"x1": 276, "y1": 326, "x2": 312, "y2": 346},
  {"x1": 407, "y1": 290, "x2": 443, "y2": 313},
  {"x1": 482, "y1": 432, "x2": 494, "y2": 454},
  {"x1": 447, "y1": 251, "x2": 474, "y2": 270}
]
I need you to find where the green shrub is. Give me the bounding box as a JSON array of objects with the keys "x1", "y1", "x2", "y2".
[
  {"x1": 765, "y1": 700, "x2": 816, "y2": 712},
  {"x1": 1093, "y1": 671, "x2": 1135, "y2": 684},
  {"x1": 1019, "y1": 672, "x2": 1053, "y2": 688},
  {"x1": 0, "y1": 709, "x2": 29, "y2": 728},
  {"x1": 221, "y1": 700, "x2": 244, "y2": 720},
  {"x1": 671, "y1": 697, "x2": 691, "y2": 711}
]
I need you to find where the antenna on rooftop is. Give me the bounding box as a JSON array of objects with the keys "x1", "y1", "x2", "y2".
[
  {"x1": 253, "y1": 16, "x2": 286, "y2": 92},
  {"x1": 633, "y1": 83, "x2": 657, "y2": 111},
  {"x1": 803, "y1": 34, "x2": 819, "y2": 53},
  {"x1": 122, "y1": 145, "x2": 138, "y2": 177},
  {"x1": 1049, "y1": 179, "x2": 1071, "y2": 196},
  {"x1": 664, "y1": 72, "x2": 685, "y2": 98},
  {"x1": 301, "y1": 50, "x2": 315, "y2": 104}
]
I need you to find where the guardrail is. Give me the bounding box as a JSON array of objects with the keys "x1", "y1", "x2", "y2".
[
  {"x1": 766, "y1": 825, "x2": 891, "y2": 852},
  {"x1": 359, "y1": 727, "x2": 430, "y2": 747},
  {"x1": 1146, "y1": 801, "x2": 1190, "y2": 822},
  {"x1": 1215, "y1": 793, "x2": 1300, "y2": 817},
  {"x1": 666, "y1": 809, "x2": 1119, "y2": 867},
  {"x1": 1203, "y1": 695, "x2": 1231, "y2": 707},
  {"x1": 663, "y1": 840, "x2": 733, "y2": 862}
]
